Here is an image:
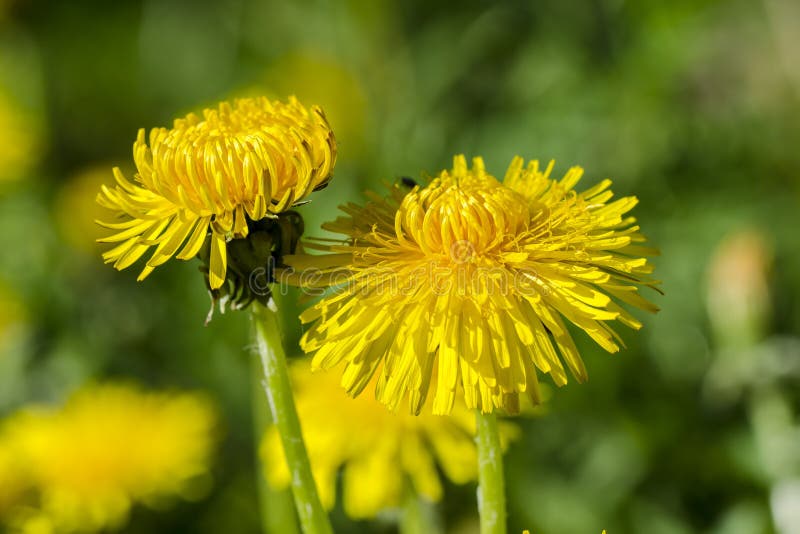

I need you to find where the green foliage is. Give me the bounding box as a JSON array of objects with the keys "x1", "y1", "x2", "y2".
[{"x1": 1, "y1": 0, "x2": 798, "y2": 532}]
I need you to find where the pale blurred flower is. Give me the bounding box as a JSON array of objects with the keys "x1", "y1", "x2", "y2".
[
  {"x1": 771, "y1": 479, "x2": 800, "y2": 534},
  {"x1": 706, "y1": 229, "x2": 772, "y2": 347},
  {"x1": 704, "y1": 230, "x2": 777, "y2": 401}
]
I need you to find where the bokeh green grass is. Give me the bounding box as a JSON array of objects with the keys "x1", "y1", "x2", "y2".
[{"x1": 0, "y1": 0, "x2": 798, "y2": 532}]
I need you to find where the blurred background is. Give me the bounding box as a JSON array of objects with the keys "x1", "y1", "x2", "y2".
[{"x1": 1, "y1": 0, "x2": 799, "y2": 532}]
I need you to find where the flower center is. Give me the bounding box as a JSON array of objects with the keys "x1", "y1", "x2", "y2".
[
  {"x1": 396, "y1": 173, "x2": 530, "y2": 264},
  {"x1": 132, "y1": 97, "x2": 334, "y2": 218}
]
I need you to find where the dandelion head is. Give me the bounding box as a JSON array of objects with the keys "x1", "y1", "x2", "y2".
[
  {"x1": 56, "y1": 165, "x2": 119, "y2": 254},
  {"x1": 0, "y1": 383, "x2": 217, "y2": 532},
  {"x1": 0, "y1": 86, "x2": 40, "y2": 184},
  {"x1": 259, "y1": 360, "x2": 517, "y2": 519},
  {"x1": 97, "y1": 96, "x2": 336, "y2": 303},
  {"x1": 0, "y1": 279, "x2": 25, "y2": 355},
  {"x1": 293, "y1": 155, "x2": 660, "y2": 415},
  {"x1": 0, "y1": 442, "x2": 25, "y2": 517}
]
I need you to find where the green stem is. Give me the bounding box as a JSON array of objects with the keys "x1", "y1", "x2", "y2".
[
  {"x1": 251, "y1": 302, "x2": 333, "y2": 534},
  {"x1": 475, "y1": 410, "x2": 507, "y2": 534},
  {"x1": 400, "y1": 486, "x2": 423, "y2": 534},
  {"x1": 250, "y1": 350, "x2": 300, "y2": 534},
  {"x1": 400, "y1": 484, "x2": 443, "y2": 534}
]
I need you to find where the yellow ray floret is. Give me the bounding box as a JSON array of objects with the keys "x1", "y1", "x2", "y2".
[
  {"x1": 97, "y1": 96, "x2": 336, "y2": 289},
  {"x1": 291, "y1": 155, "x2": 660, "y2": 415},
  {"x1": 260, "y1": 359, "x2": 517, "y2": 519}
]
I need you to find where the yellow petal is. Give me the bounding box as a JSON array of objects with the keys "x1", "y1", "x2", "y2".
[{"x1": 208, "y1": 232, "x2": 227, "y2": 290}]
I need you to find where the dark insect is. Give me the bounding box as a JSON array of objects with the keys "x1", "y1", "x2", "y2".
[{"x1": 398, "y1": 176, "x2": 418, "y2": 189}]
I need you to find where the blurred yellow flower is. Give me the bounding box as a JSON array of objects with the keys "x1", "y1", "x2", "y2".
[
  {"x1": 0, "y1": 279, "x2": 25, "y2": 354},
  {"x1": 523, "y1": 530, "x2": 606, "y2": 533},
  {"x1": 260, "y1": 360, "x2": 518, "y2": 519},
  {"x1": 293, "y1": 155, "x2": 660, "y2": 415},
  {"x1": 0, "y1": 442, "x2": 26, "y2": 517},
  {"x1": 55, "y1": 165, "x2": 123, "y2": 254},
  {"x1": 259, "y1": 51, "x2": 367, "y2": 155},
  {"x1": 0, "y1": 383, "x2": 217, "y2": 533},
  {"x1": 97, "y1": 96, "x2": 336, "y2": 289},
  {"x1": 0, "y1": 86, "x2": 40, "y2": 183}
]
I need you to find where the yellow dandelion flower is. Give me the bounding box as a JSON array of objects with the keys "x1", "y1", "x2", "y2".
[
  {"x1": 55, "y1": 165, "x2": 121, "y2": 254},
  {"x1": 0, "y1": 86, "x2": 40, "y2": 183},
  {"x1": 0, "y1": 278, "x2": 26, "y2": 355},
  {"x1": 260, "y1": 360, "x2": 517, "y2": 519},
  {"x1": 292, "y1": 155, "x2": 660, "y2": 415},
  {"x1": 97, "y1": 96, "x2": 336, "y2": 290},
  {"x1": 0, "y1": 383, "x2": 217, "y2": 533},
  {"x1": 0, "y1": 441, "x2": 26, "y2": 517},
  {"x1": 259, "y1": 51, "x2": 368, "y2": 154}
]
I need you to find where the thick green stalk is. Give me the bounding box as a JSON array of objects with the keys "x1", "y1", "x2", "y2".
[
  {"x1": 475, "y1": 411, "x2": 507, "y2": 534},
  {"x1": 250, "y1": 351, "x2": 300, "y2": 534},
  {"x1": 251, "y1": 302, "x2": 333, "y2": 534}
]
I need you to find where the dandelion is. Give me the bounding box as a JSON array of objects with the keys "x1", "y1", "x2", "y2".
[
  {"x1": 96, "y1": 96, "x2": 336, "y2": 294},
  {"x1": 0, "y1": 442, "x2": 25, "y2": 517},
  {"x1": 257, "y1": 51, "x2": 369, "y2": 154},
  {"x1": 293, "y1": 155, "x2": 660, "y2": 415},
  {"x1": 0, "y1": 279, "x2": 25, "y2": 355},
  {"x1": 260, "y1": 359, "x2": 518, "y2": 519},
  {"x1": 0, "y1": 86, "x2": 40, "y2": 183},
  {"x1": 0, "y1": 383, "x2": 217, "y2": 533},
  {"x1": 96, "y1": 96, "x2": 337, "y2": 533},
  {"x1": 56, "y1": 165, "x2": 121, "y2": 254}
]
